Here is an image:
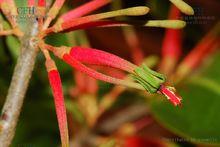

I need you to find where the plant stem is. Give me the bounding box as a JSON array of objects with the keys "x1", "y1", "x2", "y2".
[{"x1": 0, "y1": 22, "x2": 38, "y2": 146}]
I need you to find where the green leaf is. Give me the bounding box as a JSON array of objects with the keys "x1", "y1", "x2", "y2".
[{"x1": 150, "y1": 52, "x2": 220, "y2": 145}]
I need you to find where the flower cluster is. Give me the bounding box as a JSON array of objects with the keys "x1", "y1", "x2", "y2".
[{"x1": 2, "y1": 0, "x2": 214, "y2": 146}]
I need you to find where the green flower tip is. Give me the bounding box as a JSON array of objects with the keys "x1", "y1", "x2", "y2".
[
  {"x1": 132, "y1": 65, "x2": 166, "y2": 93},
  {"x1": 132, "y1": 65, "x2": 182, "y2": 106}
]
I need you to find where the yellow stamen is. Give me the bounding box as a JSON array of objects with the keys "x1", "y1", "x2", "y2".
[
  {"x1": 169, "y1": 0, "x2": 194, "y2": 15},
  {"x1": 145, "y1": 20, "x2": 186, "y2": 29}
]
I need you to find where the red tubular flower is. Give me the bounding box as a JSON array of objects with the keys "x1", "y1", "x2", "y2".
[
  {"x1": 45, "y1": 58, "x2": 69, "y2": 147},
  {"x1": 36, "y1": 0, "x2": 192, "y2": 107},
  {"x1": 62, "y1": 52, "x2": 142, "y2": 89},
  {"x1": 159, "y1": 5, "x2": 182, "y2": 75},
  {"x1": 45, "y1": 6, "x2": 150, "y2": 34},
  {"x1": 42, "y1": 44, "x2": 182, "y2": 106},
  {"x1": 58, "y1": 0, "x2": 112, "y2": 21},
  {"x1": 42, "y1": 45, "x2": 142, "y2": 89},
  {"x1": 70, "y1": 47, "x2": 136, "y2": 72},
  {"x1": 41, "y1": 2, "x2": 187, "y2": 36}
]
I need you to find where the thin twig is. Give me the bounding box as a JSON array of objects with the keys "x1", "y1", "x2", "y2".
[{"x1": 0, "y1": 21, "x2": 39, "y2": 146}]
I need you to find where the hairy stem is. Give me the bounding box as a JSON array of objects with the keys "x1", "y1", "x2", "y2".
[{"x1": 0, "y1": 22, "x2": 38, "y2": 146}]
